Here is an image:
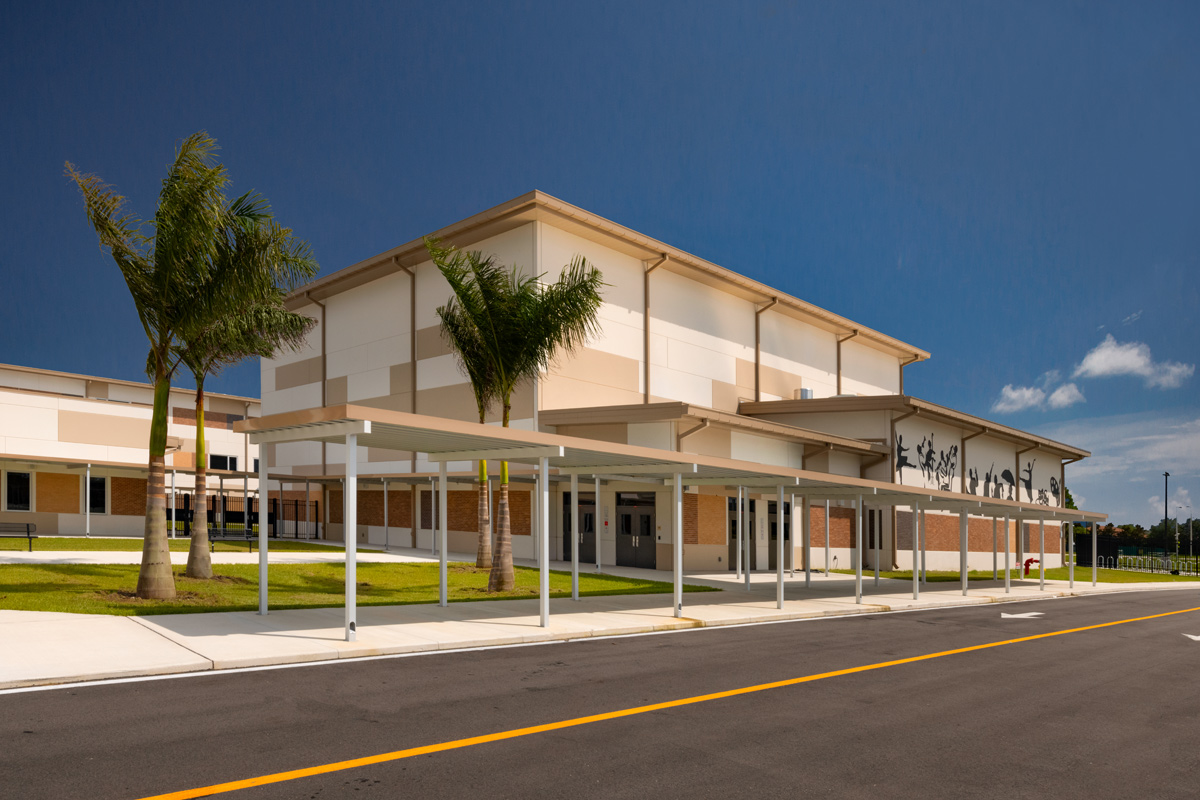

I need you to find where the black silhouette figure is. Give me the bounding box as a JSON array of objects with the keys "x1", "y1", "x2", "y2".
[
  {"x1": 968, "y1": 467, "x2": 979, "y2": 495},
  {"x1": 935, "y1": 445, "x2": 959, "y2": 491},
  {"x1": 895, "y1": 434, "x2": 913, "y2": 484},
  {"x1": 1036, "y1": 488, "x2": 1050, "y2": 506},
  {"x1": 1049, "y1": 477, "x2": 1061, "y2": 506},
  {"x1": 919, "y1": 435, "x2": 938, "y2": 482},
  {"x1": 1000, "y1": 469, "x2": 1016, "y2": 501},
  {"x1": 1021, "y1": 459, "x2": 1036, "y2": 502}
]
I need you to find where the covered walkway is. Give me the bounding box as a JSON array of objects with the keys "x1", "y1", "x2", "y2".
[{"x1": 236, "y1": 404, "x2": 1108, "y2": 642}]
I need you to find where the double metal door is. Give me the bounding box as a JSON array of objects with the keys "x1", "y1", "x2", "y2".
[
  {"x1": 562, "y1": 495, "x2": 597, "y2": 564},
  {"x1": 616, "y1": 509, "x2": 656, "y2": 569},
  {"x1": 727, "y1": 498, "x2": 757, "y2": 571}
]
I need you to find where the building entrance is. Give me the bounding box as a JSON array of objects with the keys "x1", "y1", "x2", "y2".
[
  {"x1": 615, "y1": 492, "x2": 656, "y2": 569},
  {"x1": 561, "y1": 492, "x2": 596, "y2": 564},
  {"x1": 727, "y1": 497, "x2": 758, "y2": 571},
  {"x1": 767, "y1": 500, "x2": 791, "y2": 571}
]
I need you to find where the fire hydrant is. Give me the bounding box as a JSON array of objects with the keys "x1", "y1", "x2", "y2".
[{"x1": 1023, "y1": 558, "x2": 1039, "y2": 577}]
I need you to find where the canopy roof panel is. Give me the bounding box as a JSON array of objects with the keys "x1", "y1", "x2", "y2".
[{"x1": 236, "y1": 404, "x2": 1106, "y2": 522}]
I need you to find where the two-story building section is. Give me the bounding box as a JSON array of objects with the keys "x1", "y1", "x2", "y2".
[{"x1": 261, "y1": 191, "x2": 1092, "y2": 573}]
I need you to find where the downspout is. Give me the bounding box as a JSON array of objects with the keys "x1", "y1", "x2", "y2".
[
  {"x1": 961, "y1": 427, "x2": 987, "y2": 495},
  {"x1": 643, "y1": 254, "x2": 668, "y2": 403},
  {"x1": 899, "y1": 354, "x2": 920, "y2": 396},
  {"x1": 393, "y1": 255, "x2": 417, "y2": 473},
  {"x1": 836, "y1": 330, "x2": 859, "y2": 395},
  {"x1": 754, "y1": 298, "x2": 779, "y2": 401},
  {"x1": 304, "y1": 291, "x2": 328, "y2": 478}
]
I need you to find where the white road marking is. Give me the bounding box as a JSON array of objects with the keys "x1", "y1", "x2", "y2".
[
  {"x1": 1183, "y1": 634, "x2": 1200, "y2": 641},
  {"x1": 1001, "y1": 612, "x2": 1045, "y2": 619}
]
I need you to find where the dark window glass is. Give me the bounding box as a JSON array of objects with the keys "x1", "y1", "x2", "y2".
[
  {"x1": 209, "y1": 455, "x2": 237, "y2": 471},
  {"x1": 7, "y1": 472, "x2": 31, "y2": 511},
  {"x1": 228, "y1": 456, "x2": 237, "y2": 472},
  {"x1": 253, "y1": 458, "x2": 260, "y2": 473},
  {"x1": 88, "y1": 476, "x2": 106, "y2": 514}
]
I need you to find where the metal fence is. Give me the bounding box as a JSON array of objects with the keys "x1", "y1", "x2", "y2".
[
  {"x1": 166, "y1": 493, "x2": 320, "y2": 540},
  {"x1": 1080, "y1": 533, "x2": 1200, "y2": 574}
]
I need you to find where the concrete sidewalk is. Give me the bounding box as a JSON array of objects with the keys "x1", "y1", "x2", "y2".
[{"x1": 5, "y1": 551, "x2": 1199, "y2": 690}]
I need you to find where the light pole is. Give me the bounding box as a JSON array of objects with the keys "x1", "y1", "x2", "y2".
[{"x1": 1163, "y1": 472, "x2": 1170, "y2": 557}]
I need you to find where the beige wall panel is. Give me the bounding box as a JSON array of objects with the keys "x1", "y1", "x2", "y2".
[
  {"x1": 841, "y1": 339, "x2": 900, "y2": 396},
  {"x1": 58, "y1": 410, "x2": 150, "y2": 448},
  {"x1": 540, "y1": 374, "x2": 644, "y2": 412},
  {"x1": 368, "y1": 447, "x2": 413, "y2": 463},
  {"x1": 759, "y1": 363, "x2": 803, "y2": 400},
  {"x1": 326, "y1": 376, "x2": 347, "y2": 406},
  {"x1": 735, "y1": 358, "x2": 756, "y2": 392},
  {"x1": 415, "y1": 384, "x2": 485, "y2": 423},
  {"x1": 274, "y1": 356, "x2": 323, "y2": 392},
  {"x1": 356, "y1": 393, "x2": 414, "y2": 414},
  {"x1": 685, "y1": 544, "x2": 726, "y2": 571},
  {"x1": 679, "y1": 425, "x2": 732, "y2": 459},
  {"x1": 37, "y1": 471, "x2": 79, "y2": 514},
  {"x1": 390, "y1": 364, "x2": 414, "y2": 396},
  {"x1": 711, "y1": 380, "x2": 749, "y2": 413},
  {"x1": 546, "y1": 347, "x2": 640, "y2": 393}
]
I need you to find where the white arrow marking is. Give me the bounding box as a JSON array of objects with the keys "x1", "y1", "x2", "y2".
[
  {"x1": 1001, "y1": 612, "x2": 1045, "y2": 619},
  {"x1": 1183, "y1": 634, "x2": 1200, "y2": 641}
]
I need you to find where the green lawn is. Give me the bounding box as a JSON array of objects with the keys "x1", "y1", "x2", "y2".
[
  {"x1": 0, "y1": 562, "x2": 717, "y2": 616},
  {"x1": 0, "y1": 536, "x2": 342, "y2": 553},
  {"x1": 831, "y1": 567, "x2": 1200, "y2": 584}
]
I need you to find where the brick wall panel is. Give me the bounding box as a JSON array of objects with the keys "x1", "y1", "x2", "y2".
[
  {"x1": 37, "y1": 472, "x2": 80, "y2": 514},
  {"x1": 111, "y1": 477, "x2": 148, "y2": 516}
]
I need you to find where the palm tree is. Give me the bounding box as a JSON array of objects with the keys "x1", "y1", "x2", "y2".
[
  {"x1": 67, "y1": 133, "x2": 233, "y2": 599},
  {"x1": 429, "y1": 241, "x2": 500, "y2": 568},
  {"x1": 427, "y1": 240, "x2": 604, "y2": 591},
  {"x1": 180, "y1": 298, "x2": 316, "y2": 579}
]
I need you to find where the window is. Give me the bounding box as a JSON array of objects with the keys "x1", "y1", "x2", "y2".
[
  {"x1": 88, "y1": 476, "x2": 107, "y2": 514},
  {"x1": 209, "y1": 455, "x2": 237, "y2": 472},
  {"x1": 253, "y1": 458, "x2": 259, "y2": 474},
  {"x1": 6, "y1": 471, "x2": 31, "y2": 511}
]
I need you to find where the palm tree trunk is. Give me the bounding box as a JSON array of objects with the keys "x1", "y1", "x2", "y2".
[
  {"x1": 186, "y1": 381, "x2": 213, "y2": 578},
  {"x1": 136, "y1": 372, "x2": 176, "y2": 599},
  {"x1": 476, "y1": 458, "x2": 492, "y2": 568},
  {"x1": 488, "y1": 477, "x2": 514, "y2": 592}
]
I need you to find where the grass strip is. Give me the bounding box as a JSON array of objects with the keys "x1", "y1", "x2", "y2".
[
  {"x1": 0, "y1": 562, "x2": 716, "y2": 616},
  {"x1": 0, "y1": 537, "x2": 342, "y2": 553},
  {"x1": 829, "y1": 566, "x2": 1200, "y2": 583}
]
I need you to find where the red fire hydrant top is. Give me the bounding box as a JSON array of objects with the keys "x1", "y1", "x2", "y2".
[{"x1": 1023, "y1": 558, "x2": 1040, "y2": 577}]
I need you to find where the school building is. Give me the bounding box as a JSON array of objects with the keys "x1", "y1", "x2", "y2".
[
  {"x1": 0, "y1": 362, "x2": 265, "y2": 535},
  {"x1": 256, "y1": 191, "x2": 1098, "y2": 580}
]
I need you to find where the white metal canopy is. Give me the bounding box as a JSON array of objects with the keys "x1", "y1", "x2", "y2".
[{"x1": 236, "y1": 404, "x2": 1106, "y2": 640}]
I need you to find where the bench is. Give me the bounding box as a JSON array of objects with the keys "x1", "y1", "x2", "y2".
[{"x1": 0, "y1": 522, "x2": 38, "y2": 551}]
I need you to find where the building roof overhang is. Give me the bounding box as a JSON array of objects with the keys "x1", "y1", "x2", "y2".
[
  {"x1": 235, "y1": 404, "x2": 1105, "y2": 522},
  {"x1": 282, "y1": 191, "x2": 930, "y2": 363},
  {"x1": 738, "y1": 395, "x2": 1090, "y2": 461},
  {"x1": 538, "y1": 401, "x2": 888, "y2": 458}
]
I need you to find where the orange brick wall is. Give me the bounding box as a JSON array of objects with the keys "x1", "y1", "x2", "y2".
[
  {"x1": 684, "y1": 495, "x2": 726, "y2": 545},
  {"x1": 894, "y1": 512, "x2": 1061, "y2": 554},
  {"x1": 111, "y1": 477, "x2": 147, "y2": 516},
  {"x1": 37, "y1": 472, "x2": 79, "y2": 514},
  {"x1": 805, "y1": 505, "x2": 856, "y2": 548}
]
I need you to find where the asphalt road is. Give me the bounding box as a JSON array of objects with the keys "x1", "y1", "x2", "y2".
[{"x1": 3, "y1": 590, "x2": 1199, "y2": 800}]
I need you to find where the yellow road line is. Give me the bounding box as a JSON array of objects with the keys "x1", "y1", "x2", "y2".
[{"x1": 136, "y1": 605, "x2": 1200, "y2": 800}]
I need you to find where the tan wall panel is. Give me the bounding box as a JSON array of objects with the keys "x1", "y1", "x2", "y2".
[
  {"x1": 37, "y1": 472, "x2": 79, "y2": 514},
  {"x1": 415, "y1": 384, "x2": 483, "y2": 423},
  {"x1": 274, "y1": 356, "x2": 323, "y2": 392},
  {"x1": 415, "y1": 326, "x2": 452, "y2": 360},
  {"x1": 59, "y1": 410, "x2": 150, "y2": 448},
  {"x1": 679, "y1": 426, "x2": 732, "y2": 459},
  {"x1": 367, "y1": 447, "x2": 413, "y2": 463},
  {"x1": 540, "y1": 375, "x2": 644, "y2": 411},
  {"x1": 389, "y1": 364, "x2": 414, "y2": 396},
  {"x1": 357, "y1": 394, "x2": 413, "y2": 414},
  {"x1": 554, "y1": 424, "x2": 628, "y2": 445},
  {"x1": 759, "y1": 363, "x2": 802, "y2": 399},
  {"x1": 547, "y1": 348, "x2": 640, "y2": 392},
  {"x1": 736, "y1": 358, "x2": 756, "y2": 391},
  {"x1": 326, "y1": 376, "x2": 348, "y2": 406}
]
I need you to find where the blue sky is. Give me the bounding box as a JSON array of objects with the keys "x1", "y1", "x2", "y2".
[{"x1": 1, "y1": 1, "x2": 1195, "y2": 526}]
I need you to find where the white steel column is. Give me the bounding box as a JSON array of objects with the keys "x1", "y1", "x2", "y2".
[
  {"x1": 992, "y1": 517, "x2": 997, "y2": 579},
  {"x1": 873, "y1": 507, "x2": 880, "y2": 587},
  {"x1": 1092, "y1": 521, "x2": 1097, "y2": 587},
  {"x1": 429, "y1": 477, "x2": 436, "y2": 555},
  {"x1": 538, "y1": 456, "x2": 550, "y2": 628},
  {"x1": 1039, "y1": 517, "x2": 1045, "y2": 590},
  {"x1": 735, "y1": 486, "x2": 743, "y2": 578},
  {"x1": 594, "y1": 476, "x2": 601, "y2": 572},
  {"x1": 343, "y1": 434, "x2": 357, "y2": 639},
  {"x1": 776, "y1": 484, "x2": 785, "y2": 609},
  {"x1": 533, "y1": 473, "x2": 540, "y2": 569},
  {"x1": 959, "y1": 508, "x2": 968, "y2": 596},
  {"x1": 438, "y1": 461, "x2": 448, "y2": 608},
  {"x1": 85, "y1": 464, "x2": 92, "y2": 537},
  {"x1": 383, "y1": 480, "x2": 389, "y2": 550},
  {"x1": 912, "y1": 501, "x2": 919, "y2": 600},
  {"x1": 743, "y1": 490, "x2": 751, "y2": 591},
  {"x1": 1003, "y1": 513, "x2": 1011, "y2": 593},
  {"x1": 824, "y1": 499, "x2": 831, "y2": 576},
  {"x1": 1069, "y1": 523, "x2": 1074, "y2": 587},
  {"x1": 171, "y1": 469, "x2": 177, "y2": 538},
  {"x1": 920, "y1": 507, "x2": 927, "y2": 584},
  {"x1": 854, "y1": 495, "x2": 862, "y2": 604},
  {"x1": 571, "y1": 473, "x2": 580, "y2": 601},
  {"x1": 241, "y1": 466, "x2": 248, "y2": 538},
  {"x1": 304, "y1": 478, "x2": 310, "y2": 539},
  {"x1": 802, "y1": 495, "x2": 811, "y2": 588},
  {"x1": 789, "y1": 493, "x2": 796, "y2": 577},
  {"x1": 673, "y1": 473, "x2": 684, "y2": 618},
  {"x1": 258, "y1": 450, "x2": 270, "y2": 617}
]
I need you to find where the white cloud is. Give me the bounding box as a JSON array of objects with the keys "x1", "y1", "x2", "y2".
[
  {"x1": 1121, "y1": 310, "x2": 1143, "y2": 326},
  {"x1": 1046, "y1": 382, "x2": 1085, "y2": 409},
  {"x1": 1073, "y1": 334, "x2": 1195, "y2": 389},
  {"x1": 991, "y1": 384, "x2": 1045, "y2": 413},
  {"x1": 1147, "y1": 489, "x2": 1192, "y2": 520}
]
